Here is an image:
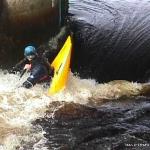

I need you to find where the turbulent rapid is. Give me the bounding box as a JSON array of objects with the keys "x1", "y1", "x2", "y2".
[
  {"x1": 0, "y1": 69, "x2": 150, "y2": 149},
  {"x1": 0, "y1": 70, "x2": 51, "y2": 149}
]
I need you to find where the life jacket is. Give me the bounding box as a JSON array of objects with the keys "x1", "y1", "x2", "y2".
[{"x1": 38, "y1": 75, "x2": 52, "y2": 83}]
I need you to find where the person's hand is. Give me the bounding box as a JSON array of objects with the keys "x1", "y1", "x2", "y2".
[
  {"x1": 24, "y1": 64, "x2": 31, "y2": 71},
  {"x1": 22, "y1": 80, "x2": 33, "y2": 88}
]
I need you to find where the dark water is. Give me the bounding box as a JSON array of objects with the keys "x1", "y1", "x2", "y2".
[
  {"x1": 69, "y1": 0, "x2": 150, "y2": 83},
  {"x1": 35, "y1": 98, "x2": 150, "y2": 150}
]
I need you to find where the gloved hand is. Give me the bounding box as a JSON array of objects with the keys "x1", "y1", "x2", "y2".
[{"x1": 22, "y1": 80, "x2": 33, "y2": 89}]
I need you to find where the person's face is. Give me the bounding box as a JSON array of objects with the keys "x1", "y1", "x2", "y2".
[{"x1": 26, "y1": 55, "x2": 35, "y2": 61}]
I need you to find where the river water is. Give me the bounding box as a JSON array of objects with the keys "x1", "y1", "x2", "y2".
[
  {"x1": 1, "y1": 0, "x2": 150, "y2": 149},
  {"x1": 69, "y1": 0, "x2": 150, "y2": 82},
  {"x1": 0, "y1": 69, "x2": 150, "y2": 149}
]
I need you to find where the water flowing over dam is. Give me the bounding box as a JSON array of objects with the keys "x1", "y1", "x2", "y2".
[{"x1": 69, "y1": 0, "x2": 150, "y2": 83}]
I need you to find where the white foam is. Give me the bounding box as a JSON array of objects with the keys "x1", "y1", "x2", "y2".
[{"x1": 0, "y1": 70, "x2": 142, "y2": 149}]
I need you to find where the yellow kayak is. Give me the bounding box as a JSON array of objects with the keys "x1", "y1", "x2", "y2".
[{"x1": 48, "y1": 35, "x2": 72, "y2": 95}]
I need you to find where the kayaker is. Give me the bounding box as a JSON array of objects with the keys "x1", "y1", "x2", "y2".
[{"x1": 12, "y1": 45, "x2": 54, "y2": 88}]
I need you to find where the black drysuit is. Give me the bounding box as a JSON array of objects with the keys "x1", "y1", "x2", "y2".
[{"x1": 14, "y1": 56, "x2": 53, "y2": 88}]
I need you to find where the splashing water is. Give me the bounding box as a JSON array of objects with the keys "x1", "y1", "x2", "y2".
[
  {"x1": 0, "y1": 70, "x2": 52, "y2": 149},
  {"x1": 0, "y1": 69, "x2": 143, "y2": 149}
]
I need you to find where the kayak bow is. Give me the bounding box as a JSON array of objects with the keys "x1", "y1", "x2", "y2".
[{"x1": 48, "y1": 35, "x2": 72, "y2": 95}]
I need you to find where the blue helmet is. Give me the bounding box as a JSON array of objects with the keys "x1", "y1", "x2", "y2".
[{"x1": 24, "y1": 46, "x2": 36, "y2": 57}]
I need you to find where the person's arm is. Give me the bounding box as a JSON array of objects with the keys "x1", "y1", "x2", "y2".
[
  {"x1": 42, "y1": 56, "x2": 54, "y2": 77},
  {"x1": 13, "y1": 58, "x2": 29, "y2": 72}
]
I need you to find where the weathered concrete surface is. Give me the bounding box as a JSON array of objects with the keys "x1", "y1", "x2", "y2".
[{"x1": 1, "y1": 0, "x2": 59, "y2": 33}]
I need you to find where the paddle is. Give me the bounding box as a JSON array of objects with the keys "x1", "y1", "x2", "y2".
[
  {"x1": 19, "y1": 69, "x2": 27, "y2": 79},
  {"x1": 19, "y1": 64, "x2": 31, "y2": 79}
]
